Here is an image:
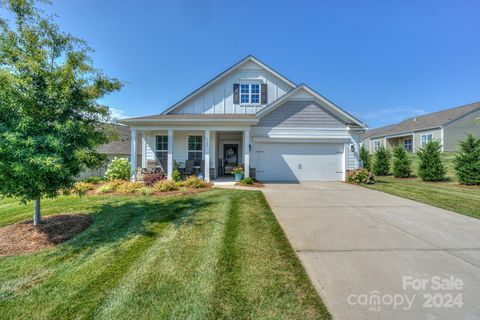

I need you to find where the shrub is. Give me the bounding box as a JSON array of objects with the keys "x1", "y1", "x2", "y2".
[
  {"x1": 359, "y1": 146, "x2": 371, "y2": 171},
  {"x1": 82, "y1": 176, "x2": 103, "y2": 184},
  {"x1": 152, "y1": 180, "x2": 179, "y2": 192},
  {"x1": 116, "y1": 181, "x2": 144, "y2": 193},
  {"x1": 240, "y1": 177, "x2": 254, "y2": 185},
  {"x1": 417, "y1": 140, "x2": 446, "y2": 181},
  {"x1": 71, "y1": 182, "x2": 94, "y2": 196},
  {"x1": 183, "y1": 176, "x2": 207, "y2": 189},
  {"x1": 172, "y1": 169, "x2": 181, "y2": 182},
  {"x1": 143, "y1": 173, "x2": 164, "y2": 186},
  {"x1": 372, "y1": 147, "x2": 391, "y2": 176},
  {"x1": 137, "y1": 187, "x2": 153, "y2": 196},
  {"x1": 95, "y1": 180, "x2": 124, "y2": 194},
  {"x1": 96, "y1": 184, "x2": 114, "y2": 194},
  {"x1": 454, "y1": 134, "x2": 480, "y2": 185},
  {"x1": 392, "y1": 146, "x2": 412, "y2": 178},
  {"x1": 346, "y1": 169, "x2": 376, "y2": 184},
  {"x1": 104, "y1": 158, "x2": 130, "y2": 181}
]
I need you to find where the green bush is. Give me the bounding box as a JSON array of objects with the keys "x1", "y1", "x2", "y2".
[
  {"x1": 116, "y1": 181, "x2": 144, "y2": 193},
  {"x1": 392, "y1": 146, "x2": 412, "y2": 178},
  {"x1": 240, "y1": 177, "x2": 254, "y2": 185},
  {"x1": 417, "y1": 140, "x2": 446, "y2": 181},
  {"x1": 372, "y1": 147, "x2": 391, "y2": 176},
  {"x1": 137, "y1": 187, "x2": 153, "y2": 196},
  {"x1": 96, "y1": 184, "x2": 114, "y2": 194},
  {"x1": 71, "y1": 182, "x2": 94, "y2": 196},
  {"x1": 152, "y1": 180, "x2": 179, "y2": 192},
  {"x1": 346, "y1": 169, "x2": 375, "y2": 184},
  {"x1": 359, "y1": 146, "x2": 371, "y2": 171},
  {"x1": 172, "y1": 169, "x2": 181, "y2": 182},
  {"x1": 104, "y1": 158, "x2": 131, "y2": 181},
  {"x1": 454, "y1": 134, "x2": 480, "y2": 185},
  {"x1": 82, "y1": 176, "x2": 103, "y2": 184},
  {"x1": 183, "y1": 176, "x2": 207, "y2": 188}
]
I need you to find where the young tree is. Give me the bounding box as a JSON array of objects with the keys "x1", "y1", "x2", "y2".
[
  {"x1": 392, "y1": 146, "x2": 412, "y2": 178},
  {"x1": 417, "y1": 140, "x2": 446, "y2": 181},
  {"x1": 0, "y1": 0, "x2": 122, "y2": 225},
  {"x1": 359, "y1": 145, "x2": 371, "y2": 171},
  {"x1": 454, "y1": 134, "x2": 480, "y2": 185},
  {"x1": 372, "y1": 147, "x2": 391, "y2": 176}
]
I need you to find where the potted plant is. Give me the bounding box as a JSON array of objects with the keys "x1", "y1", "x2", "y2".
[{"x1": 232, "y1": 166, "x2": 244, "y2": 182}]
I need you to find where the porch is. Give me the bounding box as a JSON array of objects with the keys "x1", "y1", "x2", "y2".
[
  {"x1": 129, "y1": 127, "x2": 252, "y2": 182},
  {"x1": 385, "y1": 134, "x2": 414, "y2": 152}
]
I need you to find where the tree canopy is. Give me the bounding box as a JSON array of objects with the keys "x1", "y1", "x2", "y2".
[{"x1": 0, "y1": 0, "x2": 122, "y2": 223}]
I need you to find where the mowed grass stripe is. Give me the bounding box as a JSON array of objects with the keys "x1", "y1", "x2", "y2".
[{"x1": 0, "y1": 190, "x2": 330, "y2": 319}]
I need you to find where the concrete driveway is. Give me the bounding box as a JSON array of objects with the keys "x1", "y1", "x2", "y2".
[{"x1": 262, "y1": 182, "x2": 480, "y2": 320}]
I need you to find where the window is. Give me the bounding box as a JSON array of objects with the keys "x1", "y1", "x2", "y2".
[
  {"x1": 403, "y1": 139, "x2": 413, "y2": 152},
  {"x1": 155, "y1": 135, "x2": 168, "y2": 170},
  {"x1": 188, "y1": 136, "x2": 203, "y2": 167},
  {"x1": 240, "y1": 83, "x2": 260, "y2": 105},
  {"x1": 421, "y1": 134, "x2": 433, "y2": 147},
  {"x1": 374, "y1": 140, "x2": 381, "y2": 151}
]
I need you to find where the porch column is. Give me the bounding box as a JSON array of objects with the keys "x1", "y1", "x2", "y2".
[
  {"x1": 167, "y1": 129, "x2": 173, "y2": 180},
  {"x1": 204, "y1": 129, "x2": 210, "y2": 182},
  {"x1": 243, "y1": 128, "x2": 250, "y2": 178},
  {"x1": 130, "y1": 128, "x2": 137, "y2": 181}
]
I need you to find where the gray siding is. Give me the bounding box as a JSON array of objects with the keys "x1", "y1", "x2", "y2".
[
  {"x1": 256, "y1": 100, "x2": 345, "y2": 128},
  {"x1": 444, "y1": 109, "x2": 480, "y2": 151},
  {"x1": 347, "y1": 144, "x2": 356, "y2": 170}
]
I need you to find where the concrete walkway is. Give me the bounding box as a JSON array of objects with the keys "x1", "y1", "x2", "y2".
[{"x1": 262, "y1": 182, "x2": 480, "y2": 320}]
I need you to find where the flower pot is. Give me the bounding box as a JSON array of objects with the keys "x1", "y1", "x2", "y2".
[{"x1": 234, "y1": 173, "x2": 244, "y2": 182}]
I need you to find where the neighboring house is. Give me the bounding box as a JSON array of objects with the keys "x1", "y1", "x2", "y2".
[
  {"x1": 120, "y1": 55, "x2": 367, "y2": 182},
  {"x1": 77, "y1": 124, "x2": 142, "y2": 179},
  {"x1": 361, "y1": 102, "x2": 480, "y2": 153}
]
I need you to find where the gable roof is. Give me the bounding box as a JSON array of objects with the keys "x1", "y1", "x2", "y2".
[
  {"x1": 256, "y1": 84, "x2": 368, "y2": 128},
  {"x1": 161, "y1": 55, "x2": 297, "y2": 115},
  {"x1": 362, "y1": 102, "x2": 480, "y2": 140}
]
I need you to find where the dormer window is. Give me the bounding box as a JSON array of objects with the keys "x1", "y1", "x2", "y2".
[{"x1": 240, "y1": 83, "x2": 260, "y2": 105}]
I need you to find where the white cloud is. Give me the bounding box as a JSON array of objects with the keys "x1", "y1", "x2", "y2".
[{"x1": 109, "y1": 107, "x2": 129, "y2": 120}]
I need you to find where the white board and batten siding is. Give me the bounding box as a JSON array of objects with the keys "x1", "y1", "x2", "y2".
[{"x1": 170, "y1": 62, "x2": 294, "y2": 115}]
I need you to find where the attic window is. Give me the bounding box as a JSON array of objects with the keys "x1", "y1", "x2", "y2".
[{"x1": 240, "y1": 83, "x2": 260, "y2": 105}]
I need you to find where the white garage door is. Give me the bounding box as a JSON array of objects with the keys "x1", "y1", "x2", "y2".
[{"x1": 255, "y1": 143, "x2": 344, "y2": 181}]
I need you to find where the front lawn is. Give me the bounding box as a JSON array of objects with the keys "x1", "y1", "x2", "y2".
[
  {"x1": 0, "y1": 190, "x2": 329, "y2": 319},
  {"x1": 362, "y1": 176, "x2": 480, "y2": 219}
]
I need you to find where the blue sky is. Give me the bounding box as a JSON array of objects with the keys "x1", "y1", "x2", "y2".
[{"x1": 4, "y1": 0, "x2": 480, "y2": 128}]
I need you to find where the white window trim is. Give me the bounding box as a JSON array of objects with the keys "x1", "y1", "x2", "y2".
[
  {"x1": 421, "y1": 133, "x2": 433, "y2": 147},
  {"x1": 374, "y1": 140, "x2": 381, "y2": 151},
  {"x1": 403, "y1": 138, "x2": 413, "y2": 151},
  {"x1": 187, "y1": 135, "x2": 203, "y2": 167},
  {"x1": 155, "y1": 135, "x2": 168, "y2": 166},
  {"x1": 240, "y1": 83, "x2": 261, "y2": 106}
]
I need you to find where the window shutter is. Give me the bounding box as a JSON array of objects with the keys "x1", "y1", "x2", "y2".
[
  {"x1": 233, "y1": 83, "x2": 239, "y2": 104},
  {"x1": 261, "y1": 83, "x2": 267, "y2": 104}
]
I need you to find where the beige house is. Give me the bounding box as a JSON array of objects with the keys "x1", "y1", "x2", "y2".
[{"x1": 361, "y1": 102, "x2": 480, "y2": 153}]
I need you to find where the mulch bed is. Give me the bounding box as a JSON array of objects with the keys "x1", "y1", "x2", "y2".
[
  {"x1": 0, "y1": 214, "x2": 92, "y2": 257},
  {"x1": 235, "y1": 182, "x2": 264, "y2": 188}
]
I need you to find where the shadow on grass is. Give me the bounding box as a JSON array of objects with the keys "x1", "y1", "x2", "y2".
[{"x1": 59, "y1": 195, "x2": 216, "y2": 254}]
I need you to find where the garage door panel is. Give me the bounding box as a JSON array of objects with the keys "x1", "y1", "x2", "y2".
[{"x1": 256, "y1": 143, "x2": 344, "y2": 182}]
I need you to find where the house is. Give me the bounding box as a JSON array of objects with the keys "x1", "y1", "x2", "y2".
[
  {"x1": 77, "y1": 124, "x2": 142, "y2": 179},
  {"x1": 120, "y1": 56, "x2": 367, "y2": 182},
  {"x1": 361, "y1": 102, "x2": 480, "y2": 153}
]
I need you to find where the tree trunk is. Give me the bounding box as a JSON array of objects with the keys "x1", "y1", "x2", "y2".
[{"x1": 33, "y1": 198, "x2": 41, "y2": 226}]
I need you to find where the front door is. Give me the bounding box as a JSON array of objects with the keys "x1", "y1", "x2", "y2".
[{"x1": 223, "y1": 144, "x2": 238, "y2": 174}]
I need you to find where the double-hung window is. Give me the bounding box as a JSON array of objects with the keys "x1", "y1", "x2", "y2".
[
  {"x1": 188, "y1": 136, "x2": 203, "y2": 167},
  {"x1": 240, "y1": 83, "x2": 260, "y2": 105},
  {"x1": 421, "y1": 134, "x2": 433, "y2": 147},
  {"x1": 155, "y1": 135, "x2": 168, "y2": 170},
  {"x1": 374, "y1": 140, "x2": 381, "y2": 151},
  {"x1": 403, "y1": 139, "x2": 413, "y2": 152}
]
